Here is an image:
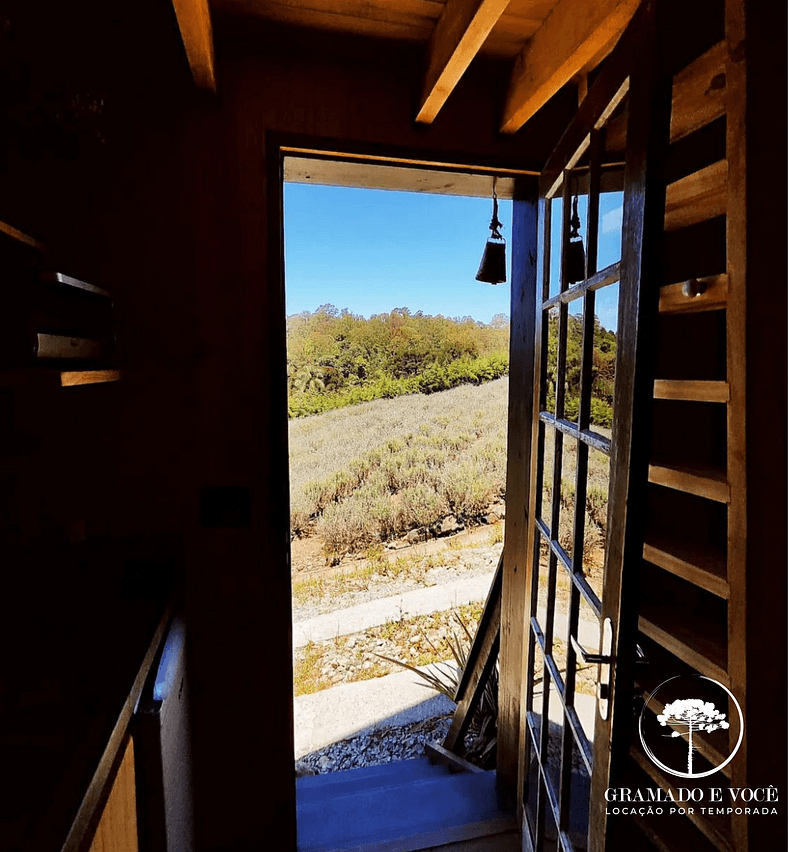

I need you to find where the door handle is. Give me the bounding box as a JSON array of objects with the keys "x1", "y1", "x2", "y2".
[
  {"x1": 571, "y1": 635, "x2": 612, "y2": 664},
  {"x1": 571, "y1": 618, "x2": 615, "y2": 720}
]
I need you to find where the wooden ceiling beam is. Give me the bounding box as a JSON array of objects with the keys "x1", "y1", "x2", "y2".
[
  {"x1": 500, "y1": 0, "x2": 640, "y2": 134},
  {"x1": 416, "y1": 0, "x2": 512, "y2": 124},
  {"x1": 171, "y1": 0, "x2": 217, "y2": 93}
]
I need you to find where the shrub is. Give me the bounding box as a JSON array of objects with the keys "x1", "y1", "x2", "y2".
[
  {"x1": 399, "y1": 484, "x2": 447, "y2": 529},
  {"x1": 442, "y1": 462, "x2": 496, "y2": 518}
]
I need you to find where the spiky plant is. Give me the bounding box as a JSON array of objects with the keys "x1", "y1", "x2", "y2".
[{"x1": 377, "y1": 611, "x2": 498, "y2": 768}]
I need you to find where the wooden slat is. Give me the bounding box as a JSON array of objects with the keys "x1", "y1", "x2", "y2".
[
  {"x1": 643, "y1": 538, "x2": 729, "y2": 599},
  {"x1": 606, "y1": 41, "x2": 728, "y2": 151},
  {"x1": 630, "y1": 749, "x2": 734, "y2": 852},
  {"x1": 416, "y1": 0, "x2": 512, "y2": 124},
  {"x1": 61, "y1": 370, "x2": 122, "y2": 387},
  {"x1": 444, "y1": 556, "x2": 501, "y2": 752},
  {"x1": 648, "y1": 462, "x2": 730, "y2": 503},
  {"x1": 638, "y1": 614, "x2": 729, "y2": 686},
  {"x1": 281, "y1": 145, "x2": 540, "y2": 177},
  {"x1": 671, "y1": 40, "x2": 728, "y2": 142},
  {"x1": 87, "y1": 737, "x2": 138, "y2": 852},
  {"x1": 664, "y1": 160, "x2": 728, "y2": 231},
  {"x1": 0, "y1": 219, "x2": 49, "y2": 252},
  {"x1": 724, "y1": 4, "x2": 748, "y2": 850},
  {"x1": 658, "y1": 273, "x2": 727, "y2": 313},
  {"x1": 538, "y1": 14, "x2": 636, "y2": 198},
  {"x1": 425, "y1": 742, "x2": 485, "y2": 773},
  {"x1": 500, "y1": 0, "x2": 640, "y2": 134},
  {"x1": 215, "y1": 0, "x2": 443, "y2": 32},
  {"x1": 171, "y1": 0, "x2": 217, "y2": 93},
  {"x1": 223, "y1": 0, "x2": 436, "y2": 40},
  {"x1": 653, "y1": 379, "x2": 729, "y2": 403},
  {"x1": 629, "y1": 811, "x2": 714, "y2": 852}
]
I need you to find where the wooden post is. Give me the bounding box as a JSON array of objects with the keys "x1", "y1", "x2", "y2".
[{"x1": 497, "y1": 177, "x2": 539, "y2": 804}]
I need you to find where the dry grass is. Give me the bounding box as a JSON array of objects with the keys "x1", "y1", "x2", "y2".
[
  {"x1": 289, "y1": 377, "x2": 611, "y2": 564},
  {"x1": 289, "y1": 379, "x2": 509, "y2": 554},
  {"x1": 292, "y1": 603, "x2": 484, "y2": 696},
  {"x1": 291, "y1": 547, "x2": 456, "y2": 606}
]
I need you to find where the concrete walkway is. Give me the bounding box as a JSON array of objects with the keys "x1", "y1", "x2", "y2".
[
  {"x1": 294, "y1": 664, "x2": 458, "y2": 758},
  {"x1": 293, "y1": 573, "x2": 496, "y2": 649},
  {"x1": 293, "y1": 571, "x2": 603, "y2": 757}
]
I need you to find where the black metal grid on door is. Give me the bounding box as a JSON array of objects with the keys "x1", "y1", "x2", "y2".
[{"x1": 523, "y1": 128, "x2": 624, "y2": 852}]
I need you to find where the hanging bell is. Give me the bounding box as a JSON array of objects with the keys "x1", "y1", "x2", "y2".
[
  {"x1": 565, "y1": 237, "x2": 586, "y2": 285},
  {"x1": 564, "y1": 194, "x2": 586, "y2": 285},
  {"x1": 476, "y1": 237, "x2": 507, "y2": 284},
  {"x1": 476, "y1": 181, "x2": 506, "y2": 284}
]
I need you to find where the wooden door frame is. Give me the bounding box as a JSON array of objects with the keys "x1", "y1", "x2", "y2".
[{"x1": 265, "y1": 129, "x2": 542, "y2": 825}]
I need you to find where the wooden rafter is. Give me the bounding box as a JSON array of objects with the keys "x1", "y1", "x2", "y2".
[
  {"x1": 416, "y1": 0, "x2": 512, "y2": 124},
  {"x1": 500, "y1": 0, "x2": 641, "y2": 134},
  {"x1": 171, "y1": 0, "x2": 217, "y2": 93}
]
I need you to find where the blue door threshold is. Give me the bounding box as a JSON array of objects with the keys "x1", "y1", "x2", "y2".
[{"x1": 296, "y1": 758, "x2": 518, "y2": 852}]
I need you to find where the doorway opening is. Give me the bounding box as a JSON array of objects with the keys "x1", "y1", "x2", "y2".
[{"x1": 282, "y1": 156, "x2": 515, "y2": 778}]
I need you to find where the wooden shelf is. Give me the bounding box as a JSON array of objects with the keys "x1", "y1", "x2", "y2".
[
  {"x1": 639, "y1": 563, "x2": 728, "y2": 682},
  {"x1": 634, "y1": 634, "x2": 736, "y2": 781},
  {"x1": 664, "y1": 160, "x2": 727, "y2": 231},
  {"x1": 653, "y1": 379, "x2": 728, "y2": 403},
  {"x1": 648, "y1": 462, "x2": 729, "y2": 503},
  {"x1": 670, "y1": 41, "x2": 727, "y2": 143},
  {"x1": 659, "y1": 274, "x2": 727, "y2": 314},
  {"x1": 630, "y1": 749, "x2": 733, "y2": 852},
  {"x1": 643, "y1": 536, "x2": 728, "y2": 599},
  {"x1": 0, "y1": 219, "x2": 48, "y2": 253},
  {"x1": 639, "y1": 614, "x2": 728, "y2": 685},
  {"x1": 41, "y1": 272, "x2": 110, "y2": 298},
  {"x1": 606, "y1": 40, "x2": 726, "y2": 152},
  {"x1": 638, "y1": 571, "x2": 729, "y2": 685},
  {"x1": 60, "y1": 370, "x2": 121, "y2": 387}
]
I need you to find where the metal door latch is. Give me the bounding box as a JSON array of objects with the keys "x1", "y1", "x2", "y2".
[{"x1": 571, "y1": 619, "x2": 614, "y2": 720}]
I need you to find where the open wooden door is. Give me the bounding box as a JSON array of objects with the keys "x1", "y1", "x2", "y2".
[{"x1": 517, "y1": 3, "x2": 673, "y2": 850}]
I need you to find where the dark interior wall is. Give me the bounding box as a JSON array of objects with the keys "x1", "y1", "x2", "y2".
[
  {"x1": 0, "y1": 23, "x2": 573, "y2": 851},
  {"x1": 2, "y1": 5, "x2": 784, "y2": 852}
]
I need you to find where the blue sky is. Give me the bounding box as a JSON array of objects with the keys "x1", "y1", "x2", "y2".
[{"x1": 283, "y1": 183, "x2": 622, "y2": 331}]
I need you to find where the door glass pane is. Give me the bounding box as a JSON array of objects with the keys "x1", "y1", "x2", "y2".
[
  {"x1": 564, "y1": 298, "x2": 584, "y2": 423},
  {"x1": 568, "y1": 736, "x2": 592, "y2": 850},
  {"x1": 598, "y1": 189, "x2": 624, "y2": 268},
  {"x1": 584, "y1": 446, "x2": 610, "y2": 604},
  {"x1": 545, "y1": 308, "x2": 559, "y2": 415},
  {"x1": 559, "y1": 437, "x2": 578, "y2": 562},
  {"x1": 524, "y1": 736, "x2": 539, "y2": 843},
  {"x1": 540, "y1": 426, "x2": 555, "y2": 529},
  {"x1": 545, "y1": 681, "x2": 565, "y2": 800},
  {"x1": 591, "y1": 282, "x2": 618, "y2": 432},
  {"x1": 551, "y1": 615, "x2": 569, "y2": 690},
  {"x1": 576, "y1": 594, "x2": 601, "y2": 744},
  {"x1": 549, "y1": 195, "x2": 564, "y2": 298}
]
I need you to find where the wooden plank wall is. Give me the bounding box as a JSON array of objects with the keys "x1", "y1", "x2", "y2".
[
  {"x1": 88, "y1": 737, "x2": 138, "y2": 852},
  {"x1": 0, "y1": 34, "x2": 574, "y2": 852}
]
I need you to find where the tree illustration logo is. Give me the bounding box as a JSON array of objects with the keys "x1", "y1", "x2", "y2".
[{"x1": 638, "y1": 675, "x2": 744, "y2": 779}]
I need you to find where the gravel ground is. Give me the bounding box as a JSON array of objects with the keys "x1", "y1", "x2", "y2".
[
  {"x1": 292, "y1": 535, "x2": 502, "y2": 776},
  {"x1": 295, "y1": 714, "x2": 454, "y2": 776}
]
